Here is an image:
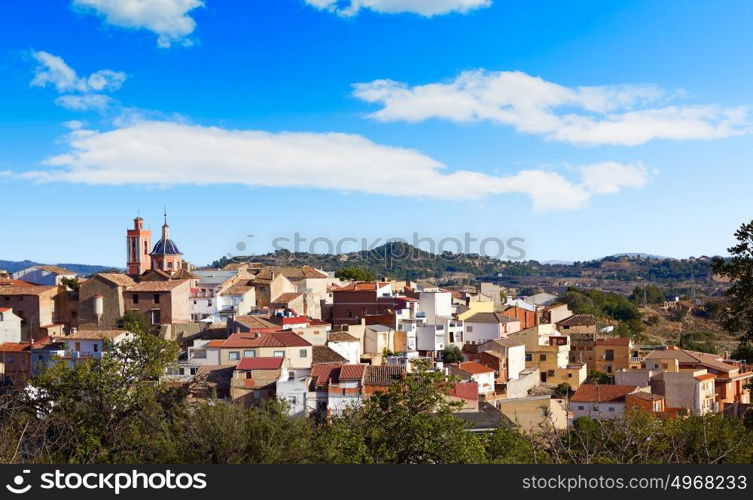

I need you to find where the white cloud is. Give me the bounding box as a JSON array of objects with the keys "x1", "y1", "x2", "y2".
[
  {"x1": 55, "y1": 94, "x2": 115, "y2": 111},
  {"x1": 24, "y1": 120, "x2": 650, "y2": 212},
  {"x1": 304, "y1": 0, "x2": 491, "y2": 16},
  {"x1": 353, "y1": 70, "x2": 749, "y2": 145},
  {"x1": 72, "y1": 0, "x2": 204, "y2": 48},
  {"x1": 30, "y1": 51, "x2": 125, "y2": 111},
  {"x1": 30, "y1": 51, "x2": 125, "y2": 93}
]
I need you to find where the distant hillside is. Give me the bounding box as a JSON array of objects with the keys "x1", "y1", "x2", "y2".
[
  {"x1": 211, "y1": 243, "x2": 722, "y2": 288},
  {"x1": 0, "y1": 260, "x2": 120, "y2": 277}
]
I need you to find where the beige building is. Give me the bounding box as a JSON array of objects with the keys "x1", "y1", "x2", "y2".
[
  {"x1": 208, "y1": 330, "x2": 313, "y2": 371},
  {"x1": 79, "y1": 273, "x2": 135, "y2": 329},
  {"x1": 509, "y1": 323, "x2": 587, "y2": 388},
  {"x1": 0, "y1": 284, "x2": 64, "y2": 340},
  {"x1": 497, "y1": 396, "x2": 569, "y2": 432},
  {"x1": 124, "y1": 279, "x2": 191, "y2": 326}
]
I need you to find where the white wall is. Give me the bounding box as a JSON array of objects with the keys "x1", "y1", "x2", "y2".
[
  {"x1": 329, "y1": 340, "x2": 360, "y2": 364},
  {"x1": 0, "y1": 310, "x2": 22, "y2": 343},
  {"x1": 471, "y1": 372, "x2": 496, "y2": 394},
  {"x1": 570, "y1": 401, "x2": 626, "y2": 420},
  {"x1": 507, "y1": 344, "x2": 526, "y2": 380},
  {"x1": 464, "y1": 322, "x2": 502, "y2": 344},
  {"x1": 419, "y1": 291, "x2": 452, "y2": 324}
]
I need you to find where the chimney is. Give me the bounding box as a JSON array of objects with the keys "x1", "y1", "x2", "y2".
[{"x1": 235, "y1": 326, "x2": 241, "y2": 334}]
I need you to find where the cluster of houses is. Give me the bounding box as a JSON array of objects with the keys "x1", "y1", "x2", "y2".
[{"x1": 1, "y1": 215, "x2": 751, "y2": 431}]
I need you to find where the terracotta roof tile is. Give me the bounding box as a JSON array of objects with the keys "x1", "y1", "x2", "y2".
[
  {"x1": 557, "y1": 314, "x2": 596, "y2": 327},
  {"x1": 313, "y1": 345, "x2": 348, "y2": 364},
  {"x1": 364, "y1": 365, "x2": 405, "y2": 386},
  {"x1": 459, "y1": 361, "x2": 496, "y2": 375},
  {"x1": 127, "y1": 279, "x2": 189, "y2": 292},
  {"x1": 571, "y1": 384, "x2": 638, "y2": 403},
  {"x1": 595, "y1": 337, "x2": 632, "y2": 346},
  {"x1": 236, "y1": 357, "x2": 284, "y2": 371}
]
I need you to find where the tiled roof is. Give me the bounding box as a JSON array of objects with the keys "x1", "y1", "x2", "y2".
[
  {"x1": 233, "y1": 315, "x2": 279, "y2": 330},
  {"x1": 571, "y1": 384, "x2": 638, "y2": 403},
  {"x1": 627, "y1": 391, "x2": 663, "y2": 401},
  {"x1": 465, "y1": 312, "x2": 517, "y2": 324},
  {"x1": 271, "y1": 292, "x2": 302, "y2": 305},
  {"x1": 339, "y1": 364, "x2": 366, "y2": 381},
  {"x1": 35, "y1": 265, "x2": 76, "y2": 275},
  {"x1": 310, "y1": 363, "x2": 341, "y2": 387},
  {"x1": 595, "y1": 337, "x2": 632, "y2": 346},
  {"x1": 221, "y1": 331, "x2": 311, "y2": 348},
  {"x1": 127, "y1": 279, "x2": 188, "y2": 292},
  {"x1": 313, "y1": 345, "x2": 348, "y2": 364},
  {"x1": 0, "y1": 285, "x2": 57, "y2": 296},
  {"x1": 64, "y1": 329, "x2": 129, "y2": 340},
  {"x1": 220, "y1": 284, "x2": 254, "y2": 296},
  {"x1": 96, "y1": 273, "x2": 136, "y2": 287},
  {"x1": 569, "y1": 333, "x2": 596, "y2": 346},
  {"x1": 255, "y1": 266, "x2": 328, "y2": 280},
  {"x1": 453, "y1": 402, "x2": 514, "y2": 430},
  {"x1": 0, "y1": 342, "x2": 31, "y2": 352},
  {"x1": 0, "y1": 307, "x2": 11, "y2": 313},
  {"x1": 644, "y1": 348, "x2": 737, "y2": 373},
  {"x1": 332, "y1": 282, "x2": 378, "y2": 292},
  {"x1": 236, "y1": 357, "x2": 285, "y2": 371},
  {"x1": 557, "y1": 314, "x2": 596, "y2": 327},
  {"x1": 459, "y1": 361, "x2": 496, "y2": 375},
  {"x1": 695, "y1": 373, "x2": 716, "y2": 381},
  {"x1": 364, "y1": 365, "x2": 405, "y2": 386},
  {"x1": 328, "y1": 331, "x2": 359, "y2": 342},
  {"x1": 480, "y1": 338, "x2": 524, "y2": 350},
  {"x1": 452, "y1": 381, "x2": 479, "y2": 401}
]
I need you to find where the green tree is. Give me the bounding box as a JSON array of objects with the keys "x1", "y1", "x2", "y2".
[
  {"x1": 731, "y1": 342, "x2": 753, "y2": 363},
  {"x1": 117, "y1": 310, "x2": 152, "y2": 334},
  {"x1": 318, "y1": 362, "x2": 486, "y2": 463},
  {"x1": 713, "y1": 220, "x2": 753, "y2": 342},
  {"x1": 335, "y1": 267, "x2": 377, "y2": 282},
  {"x1": 61, "y1": 276, "x2": 80, "y2": 292},
  {"x1": 442, "y1": 345, "x2": 464, "y2": 364},
  {"x1": 23, "y1": 330, "x2": 179, "y2": 463}
]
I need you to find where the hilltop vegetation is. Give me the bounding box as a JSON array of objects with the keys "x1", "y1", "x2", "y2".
[{"x1": 211, "y1": 243, "x2": 721, "y2": 286}]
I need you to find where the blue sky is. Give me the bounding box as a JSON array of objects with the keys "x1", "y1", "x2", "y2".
[{"x1": 1, "y1": 0, "x2": 752, "y2": 267}]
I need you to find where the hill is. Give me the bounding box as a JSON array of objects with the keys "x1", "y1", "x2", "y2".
[
  {"x1": 0, "y1": 259, "x2": 120, "y2": 277},
  {"x1": 210, "y1": 243, "x2": 724, "y2": 292}
]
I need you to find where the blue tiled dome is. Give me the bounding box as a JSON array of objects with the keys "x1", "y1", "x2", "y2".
[{"x1": 151, "y1": 238, "x2": 182, "y2": 255}]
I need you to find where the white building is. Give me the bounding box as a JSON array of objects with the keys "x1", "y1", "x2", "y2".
[
  {"x1": 327, "y1": 331, "x2": 361, "y2": 364},
  {"x1": 59, "y1": 329, "x2": 133, "y2": 363},
  {"x1": 569, "y1": 384, "x2": 639, "y2": 420},
  {"x1": 464, "y1": 312, "x2": 521, "y2": 344},
  {"x1": 12, "y1": 265, "x2": 76, "y2": 286},
  {"x1": 0, "y1": 308, "x2": 22, "y2": 343},
  {"x1": 416, "y1": 324, "x2": 445, "y2": 354}
]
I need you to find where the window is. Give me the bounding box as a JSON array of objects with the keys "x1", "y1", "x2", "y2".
[
  {"x1": 273, "y1": 351, "x2": 284, "y2": 357},
  {"x1": 132, "y1": 294, "x2": 139, "y2": 304},
  {"x1": 466, "y1": 326, "x2": 473, "y2": 333},
  {"x1": 150, "y1": 310, "x2": 161, "y2": 325},
  {"x1": 154, "y1": 294, "x2": 160, "y2": 304},
  {"x1": 568, "y1": 373, "x2": 572, "y2": 378},
  {"x1": 525, "y1": 353, "x2": 532, "y2": 362},
  {"x1": 229, "y1": 351, "x2": 240, "y2": 361},
  {"x1": 608, "y1": 407, "x2": 615, "y2": 412},
  {"x1": 578, "y1": 405, "x2": 584, "y2": 411},
  {"x1": 208, "y1": 300, "x2": 212, "y2": 307},
  {"x1": 539, "y1": 354, "x2": 547, "y2": 361},
  {"x1": 605, "y1": 349, "x2": 614, "y2": 361},
  {"x1": 93, "y1": 344, "x2": 99, "y2": 352},
  {"x1": 299, "y1": 349, "x2": 307, "y2": 358},
  {"x1": 244, "y1": 350, "x2": 256, "y2": 358}
]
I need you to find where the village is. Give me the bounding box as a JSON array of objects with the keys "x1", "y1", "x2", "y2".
[{"x1": 1, "y1": 213, "x2": 751, "y2": 434}]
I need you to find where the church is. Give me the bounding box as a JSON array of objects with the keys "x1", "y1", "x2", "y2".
[{"x1": 126, "y1": 213, "x2": 185, "y2": 276}]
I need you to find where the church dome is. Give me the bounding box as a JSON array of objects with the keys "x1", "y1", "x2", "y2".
[{"x1": 151, "y1": 238, "x2": 182, "y2": 256}]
